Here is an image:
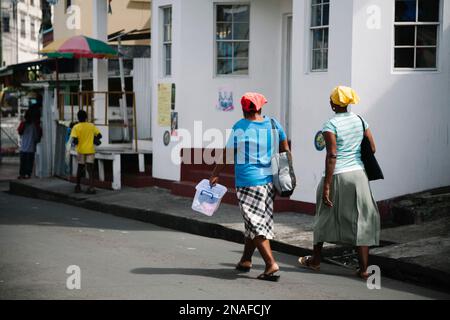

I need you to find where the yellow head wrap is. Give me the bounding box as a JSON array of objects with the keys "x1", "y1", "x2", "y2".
[{"x1": 330, "y1": 86, "x2": 360, "y2": 107}]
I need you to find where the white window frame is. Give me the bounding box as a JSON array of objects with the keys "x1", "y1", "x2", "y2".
[
  {"x1": 214, "y1": 3, "x2": 251, "y2": 77},
  {"x1": 310, "y1": 0, "x2": 329, "y2": 72},
  {"x1": 161, "y1": 6, "x2": 172, "y2": 77},
  {"x1": 393, "y1": 0, "x2": 441, "y2": 71}
]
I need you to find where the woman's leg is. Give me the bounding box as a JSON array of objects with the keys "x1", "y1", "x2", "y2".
[
  {"x1": 254, "y1": 236, "x2": 279, "y2": 274},
  {"x1": 312, "y1": 242, "x2": 324, "y2": 265},
  {"x1": 27, "y1": 152, "x2": 35, "y2": 177},
  {"x1": 19, "y1": 152, "x2": 26, "y2": 177},
  {"x1": 357, "y1": 246, "x2": 369, "y2": 274},
  {"x1": 239, "y1": 237, "x2": 256, "y2": 267}
]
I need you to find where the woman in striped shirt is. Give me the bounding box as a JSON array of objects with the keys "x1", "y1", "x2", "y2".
[{"x1": 299, "y1": 86, "x2": 380, "y2": 280}]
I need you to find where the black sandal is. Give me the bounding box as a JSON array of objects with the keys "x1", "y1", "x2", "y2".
[{"x1": 257, "y1": 272, "x2": 280, "y2": 282}]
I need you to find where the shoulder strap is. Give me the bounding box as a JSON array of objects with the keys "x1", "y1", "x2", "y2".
[
  {"x1": 358, "y1": 115, "x2": 366, "y2": 132},
  {"x1": 270, "y1": 118, "x2": 280, "y2": 154},
  {"x1": 357, "y1": 115, "x2": 366, "y2": 135},
  {"x1": 270, "y1": 118, "x2": 276, "y2": 130}
]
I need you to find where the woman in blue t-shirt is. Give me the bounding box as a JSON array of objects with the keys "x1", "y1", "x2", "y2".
[{"x1": 210, "y1": 92, "x2": 290, "y2": 282}]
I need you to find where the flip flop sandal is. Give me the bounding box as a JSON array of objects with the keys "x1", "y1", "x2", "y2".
[
  {"x1": 298, "y1": 256, "x2": 321, "y2": 272},
  {"x1": 257, "y1": 272, "x2": 280, "y2": 282},
  {"x1": 235, "y1": 263, "x2": 252, "y2": 273}
]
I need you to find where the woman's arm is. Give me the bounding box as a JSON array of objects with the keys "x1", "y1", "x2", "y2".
[
  {"x1": 279, "y1": 139, "x2": 290, "y2": 153},
  {"x1": 209, "y1": 148, "x2": 229, "y2": 186},
  {"x1": 323, "y1": 131, "x2": 337, "y2": 207},
  {"x1": 364, "y1": 128, "x2": 376, "y2": 154}
]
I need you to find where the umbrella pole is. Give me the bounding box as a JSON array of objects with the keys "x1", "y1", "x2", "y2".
[
  {"x1": 79, "y1": 57, "x2": 83, "y2": 92},
  {"x1": 55, "y1": 58, "x2": 60, "y2": 119},
  {"x1": 118, "y1": 37, "x2": 129, "y2": 141}
]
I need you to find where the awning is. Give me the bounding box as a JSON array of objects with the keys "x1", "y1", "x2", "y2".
[
  {"x1": 0, "y1": 68, "x2": 13, "y2": 78},
  {"x1": 108, "y1": 28, "x2": 151, "y2": 42},
  {"x1": 3, "y1": 57, "x2": 50, "y2": 71}
]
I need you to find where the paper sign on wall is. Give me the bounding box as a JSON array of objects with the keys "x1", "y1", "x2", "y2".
[
  {"x1": 158, "y1": 83, "x2": 172, "y2": 126},
  {"x1": 217, "y1": 86, "x2": 234, "y2": 112}
]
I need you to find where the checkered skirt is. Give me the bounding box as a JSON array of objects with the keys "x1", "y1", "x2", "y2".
[{"x1": 236, "y1": 183, "x2": 276, "y2": 240}]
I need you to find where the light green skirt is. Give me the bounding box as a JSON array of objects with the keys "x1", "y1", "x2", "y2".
[{"x1": 314, "y1": 170, "x2": 380, "y2": 246}]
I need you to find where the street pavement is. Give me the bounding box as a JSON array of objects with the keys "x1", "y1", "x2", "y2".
[{"x1": 0, "y1": 187, "x2": 449, "y2": 300}]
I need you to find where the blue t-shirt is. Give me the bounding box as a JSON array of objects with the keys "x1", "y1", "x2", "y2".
[{"x1": 226, "y1": 116, "x2": 287, "y2": 188}]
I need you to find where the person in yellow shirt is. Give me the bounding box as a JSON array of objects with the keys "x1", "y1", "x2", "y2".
[{"x1": 70, "y1": 110, "x2": 102, "y2": 194}]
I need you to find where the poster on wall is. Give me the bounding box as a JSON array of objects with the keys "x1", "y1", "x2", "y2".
[
  {"x1": 171, "y1": 112, "x2": 178, "y2": 137},
  {"x1": 216, "y1": 86, "x2": 234, "y2": 112},
  {"x1": 171, "y1": 83, "x2": 176, "y2": 110},
  {"x1": 158, "y1": 83, "x2": 172, "y2": 127}
]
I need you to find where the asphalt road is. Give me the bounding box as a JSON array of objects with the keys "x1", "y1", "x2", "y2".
[{"x1": 0, "y1": 187, "x2": 448, "y2": 300}]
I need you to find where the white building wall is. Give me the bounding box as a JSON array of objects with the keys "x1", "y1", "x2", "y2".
[
  {"x1": 151, "y1": 0, "x2": 182, "y2": 182},
  {"x1": 150, "y1": 0, "x2": 450, "y2": 203},
  {"x1": 290, "y1": 0, "x2": 354, "y2": 203},
  {"x1": 350, "y1": 0, "x2": 450, "y2": 200},
  {"x1": 151, "y1": 0, "x2": 293, "y2": 182},
  {"x1": 1, "y1": 0, "x2": 41, "y2": 66},
  {"x1": 291, "y1": 0, "x2": 450, "y2": 204}
]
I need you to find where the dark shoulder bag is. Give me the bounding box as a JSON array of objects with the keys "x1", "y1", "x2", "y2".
[{"x1": 358, "y1": 116, "x2": 384, "y2": 181}]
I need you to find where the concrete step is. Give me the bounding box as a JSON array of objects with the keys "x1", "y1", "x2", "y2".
[
  {"x1": 122, "y1": 173, "x2": 154, "y2": 188},
  {"x1": 391, "y1": 188, "x2": 450, "y2": 225}
]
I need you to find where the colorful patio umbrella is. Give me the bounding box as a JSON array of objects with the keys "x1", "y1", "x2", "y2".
[
  {"x1": 40, "y1": 35, "x2": 118, "y2": 92},
  {"x1": 40, "y1": 35, "x2": 118, "y2": 59}
]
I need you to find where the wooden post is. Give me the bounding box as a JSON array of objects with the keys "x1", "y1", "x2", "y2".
[{"x1": 71, "y1": 93, "x2": 74, "y2": 123}]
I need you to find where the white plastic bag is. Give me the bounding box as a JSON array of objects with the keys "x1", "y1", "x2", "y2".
[{"x1": 191, "y1": 179, "x2": 227, "y2": 216}]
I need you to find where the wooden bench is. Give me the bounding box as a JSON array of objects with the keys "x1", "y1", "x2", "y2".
[{"x1": 70, "y1": 149, "x2": 145, "y2": 190}]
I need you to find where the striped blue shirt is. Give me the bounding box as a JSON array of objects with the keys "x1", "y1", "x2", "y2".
[{"x1": 322, "y1": 112, "x2": 369, "y2": 175}]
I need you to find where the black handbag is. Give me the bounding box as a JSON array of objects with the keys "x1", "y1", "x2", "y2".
[{"x1": 358, "y1": 116, "x2": 384, "y2": 181}]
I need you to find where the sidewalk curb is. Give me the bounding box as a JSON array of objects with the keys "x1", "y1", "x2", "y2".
[
  {"x1": 8, "y1": 181, "x2": 450, "y2": 293},
  {"x1": 369, "y1": 255, "x2": 450, "y2": 293},
  {"x1": 8, "y1": 181, "x2": 312, "y2": 257}
]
